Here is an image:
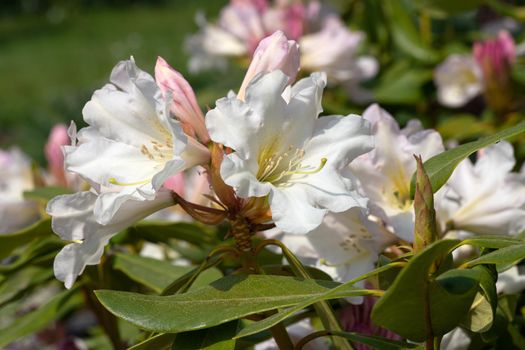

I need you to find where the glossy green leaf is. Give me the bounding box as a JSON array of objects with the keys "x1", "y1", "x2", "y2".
[
  {"x1": 410, "y1": 120, "x2": 525, "y2": 196},
  {"x1": 95, "y1": 274, "x2": 363, "y2": 333},
  {"x1": 235, "y1": 263, "x2": 399, "y2": 338},
  {"x1": 0, "y1": 236, "x2": 63, "y2": 273},
  {"x1": 128, "y1": 334, "x2": 176, "y2": 350},
  {"x1": 463, "y1": 244, "x2": 525, "y2": 272},
  {"x1": 462, "y1": 292, "x2": 493, "y2": 333},
  {"x1": 372, "y1": 240, "x2": 480, "y2": 341},
  {"x1": 113, "y1": 253, "x2": 222, "y2": 294},
  {"x1": 0, "y1": 286, "x2": 82, "y2": 347},
  {"x1": 0, "y1": 266, "x2": 53, "y2": 306},
  {"x1": 0, "y1": 219, "x2": 53, "y2": 260},
  {"x1": 171, "y1": 321, "x2": 239, "y2": 350},
  {"x1": 460, "y1": 236, "x2": 524, "y2": 249}
]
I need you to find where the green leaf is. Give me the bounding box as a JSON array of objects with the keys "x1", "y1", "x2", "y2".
[
  {"x1": 0, "y1": 266, "x2": 53, "y2": 306},
  {"x1": 171, "y1": 321, "x2": 238, "y2": 350},
  {"x1": 0, "y1": 219, "x2": 53, "y2": 260},
  {"x1": 113, "y1": 253, "x2": 222, "y2": 294},
  {"x1": 372, "y1": 240, "x2": 480, "y2": 341},
  {"x1": 130, "y1": 222, "x2": 217, "y2": 246},
  {"x1": 0, "y1": 286, "x2": 82, "y2": 347},
  {"x1": 95, "y1": 274, "x2": 364, "y2": 333},
  {"x1": 235, "y1": 264, "x2": 398, "y2": 339},
  {"x1": 374, "y1": 62, "x2": 433, "y2": 105},
  {"x1": 0, "y1": 236, "x2": 63, "y2": 273},
  {"x1": 384, "y1": 1, "x2": 440, "y2": 63},
  {"x1": 128, "y1": 334, "x2": 176, "y2": 350},
  {"x1": 463, "y1": 244, "x2": 525, "y2": 271},
  {"x1": 414, "y1": 0, "x2": 485, "y2": 16},
  {"x1": 460, "y1": 236, "x2": 524, "y2": 249},
  {"x1": 410, "y1": 120, "x2": 525, "y2": 196},
  {"x1": 23, "y1": 186, "x2": 72, "y2": 202}
]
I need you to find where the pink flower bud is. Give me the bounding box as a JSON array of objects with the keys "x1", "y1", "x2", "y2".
[
  {"x1": 163, "y1": 173, "x2": 186, "y2": 197},
  {"x1": 44, "y1": 124, "x2": 69, "y2": 187},
  {"x1": 155, "y1": 57, "x2": 210, "y2": 144},
  {"x1": 237, "y1": 30, "x2": 300, "y2": 100}
]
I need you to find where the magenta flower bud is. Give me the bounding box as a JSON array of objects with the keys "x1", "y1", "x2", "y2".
[
  {"x1": 155, "y1": 57, "x2": 210, "y2": 144},
  {"x1": 340, "y1": 293, "x2": 402, "y2": 350},
  {"x1": 237, "y1": 30, "x2": 300, "y2": 100},
  {"x1": 45, "y1": 124, "x2": 70, "y2": 187},
  {"x1": 472, "y1": 31, "x2": 516, "y2": 113}
]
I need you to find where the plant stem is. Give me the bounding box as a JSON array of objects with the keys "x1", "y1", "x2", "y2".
[{"x1": 269, "y1": 321, "x2": 294, "y2": 350}]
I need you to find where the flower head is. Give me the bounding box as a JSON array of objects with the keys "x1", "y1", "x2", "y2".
[
  {"x1": 206, "y1": 70, "x2": 373, "y2": 233},
  {"x1": 0, "y1": 148, "x2": 40, "y2": 233},
  {"x1": 351, "y1": 104, "x2": 444, "y2": 242},
  {"x1": 64, "y1": 58, "x2": 209, "y2": 225},
  {"x1": 437, "y1": 141, "x2": 525, "y2": 236},
  {"x1": 434, "y1": 54, "x2": 483, "y2": 108}
]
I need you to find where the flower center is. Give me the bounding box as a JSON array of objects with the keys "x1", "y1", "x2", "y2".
[{"x1": 256, "y1": 145, "x2": 326, "y2": 185}]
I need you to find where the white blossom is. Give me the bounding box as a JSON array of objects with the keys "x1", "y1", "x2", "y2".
[
  {"x1": 206, "y1": 70, "x2": 373, "y2": 233},
  {"x1": 0, "y1": 148, "x2": 40, "y2": 233},
  {"x1": 434, "y1": 54, "x2": 483, "y2": 108},
  {"x1": 437, "y1": 141, "x2": 525, "y2": 236},
  {"x1": 47, "y1": 189, "x2": 174, "y2": 288},
  {"x1": 64, "y1": 58, "x2": 209, "y2": 226},
  {"x1": 351, "y1": 104, "x2": 444, "y2": 242}
]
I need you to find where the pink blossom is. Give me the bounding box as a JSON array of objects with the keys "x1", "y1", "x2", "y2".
[
  {"x1": 155, "y1": 57, "x2": 210, "y2": 144},
  {"x1": 44, "y1": 124, "x2": 69, "y2": 187},
  {"x1": 237, "y1": 30, "x2": 300, "y2": 100},
  {"x1": 473, "y1": 30, "x2": 515, "y2": 77}
]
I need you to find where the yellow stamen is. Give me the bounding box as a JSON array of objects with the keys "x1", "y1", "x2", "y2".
[{"x1": 109, "y1": 177, "x2": 151, "y2": 186}]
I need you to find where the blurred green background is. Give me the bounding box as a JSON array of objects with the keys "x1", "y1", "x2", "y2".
[{"x1": 0, "y1": 0, "x2": 246, "y2": 163}]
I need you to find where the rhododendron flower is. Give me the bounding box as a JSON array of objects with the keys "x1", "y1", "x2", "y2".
[
  {"x1": 351, "y1": 104, "x2": 444, "y2": 242},
  {"x1": 268, "y1": 208, "x2": 395, "y2": 297},
  {"x1": 206, "y1": 70, "x2": 373, "y2": 233},
  {"x1": 496, "y1": 265, "x2": 525, "y2": 295},
  {"x1": 45, "y1": 124, "x2": 70, "y2": 187},
  {"x1": 433, "y1": 54, "x2": 483, "y2": 108},
  {"x1": 64, "y1": 58, "x2": 209, "y2": 225},
  {"x1": 48, "y1": 189, "x2": 174, "y2": 288},
  {"x1": 437, "y1": 141, "x2": 525, "y2": 236},
  {"x1": 0, "y1": 148, "x2": 40, "y2": 233}
]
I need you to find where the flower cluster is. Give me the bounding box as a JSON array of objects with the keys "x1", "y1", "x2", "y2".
[{"x1": 186, "y1": 0, "x2": 377, "y2": 101}]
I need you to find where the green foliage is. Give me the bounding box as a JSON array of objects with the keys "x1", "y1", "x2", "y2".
[
  {"x1": 113, "y1": 253, "x2": 222, "y2": 293},
  {"x1": 410, "y1": 120, "x2": 525, "y2": 196},
  {"x1": 95, "y1": 274, "x2": 351, "y2": 333},
  {"x1": 170, "y1": 321, "x2": 239, "y2": 350},
  {"x1": 371, "y1": 240, "x2": 479, "y2": 341},
  {"x1": 0, "y1": 219, "x2": 53, "y2": 260},
  {"x1": 0, "y1": 286, "x2": 82, "y2": 348}
]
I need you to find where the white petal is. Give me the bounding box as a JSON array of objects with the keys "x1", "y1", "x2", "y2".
[
  {"x1": 221, "y1": 153, "x2": 271, "y2": 198},
  {"x1": 269, "y1": 185, "x2": 327, "y2": 234}
]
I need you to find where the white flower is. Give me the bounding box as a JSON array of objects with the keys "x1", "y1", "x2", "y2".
[
  {"x1": 434, "y1": 54, "x2": 483, "y2": 108},
  {"x1": 300, "y1": 18, "x2": 378, "y2": 85},
  {"x1": 47, "y1": 189, "x2": 174, "y2": 288},
  {"x1": 64, "y1": 58, "x2": 209, "y2": 225},
  {"x1": 350, "y1": 104, "x2": 444, "y2": 242},
  {"x1": 268, "y1": 207, "x2": 396, "y2": 302},
  {"x1": 0, "y1": 148, "x2": 40, "y2": 233},
  {"x1": 437, "y1": 141, "x2": 525, "y2": 236},
  {"x1": 206, "y1": 70, "x2": 373, "y2": 233},
  {"x1": 441, "y1": 327, "x2": 471, "y2": 350}
]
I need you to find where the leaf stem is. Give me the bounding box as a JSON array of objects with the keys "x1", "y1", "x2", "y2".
[{"x1": 269, "y1": 321, "x2": 295, "y2": 350}]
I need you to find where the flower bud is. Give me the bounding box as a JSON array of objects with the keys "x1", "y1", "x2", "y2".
[
  {"x1": 155, "y1": 57, "x2": 210, "y2": 144},
  {"x1": 237, "y1": 30, "x2": 300, "y2": 100},
  {"x1": 473, "y1": 31, "x2": 516, "y2": 113},
  {"x1": 45, "y1": 124, "x2": 69, "y2": 187}
]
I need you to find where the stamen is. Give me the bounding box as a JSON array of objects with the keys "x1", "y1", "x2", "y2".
[
  {"x1": 109, "y1": 177, "x2": 151, "y2": 186},
  {"x1": 291, "y1": 158, "x2": 327, "y2": 175}
]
